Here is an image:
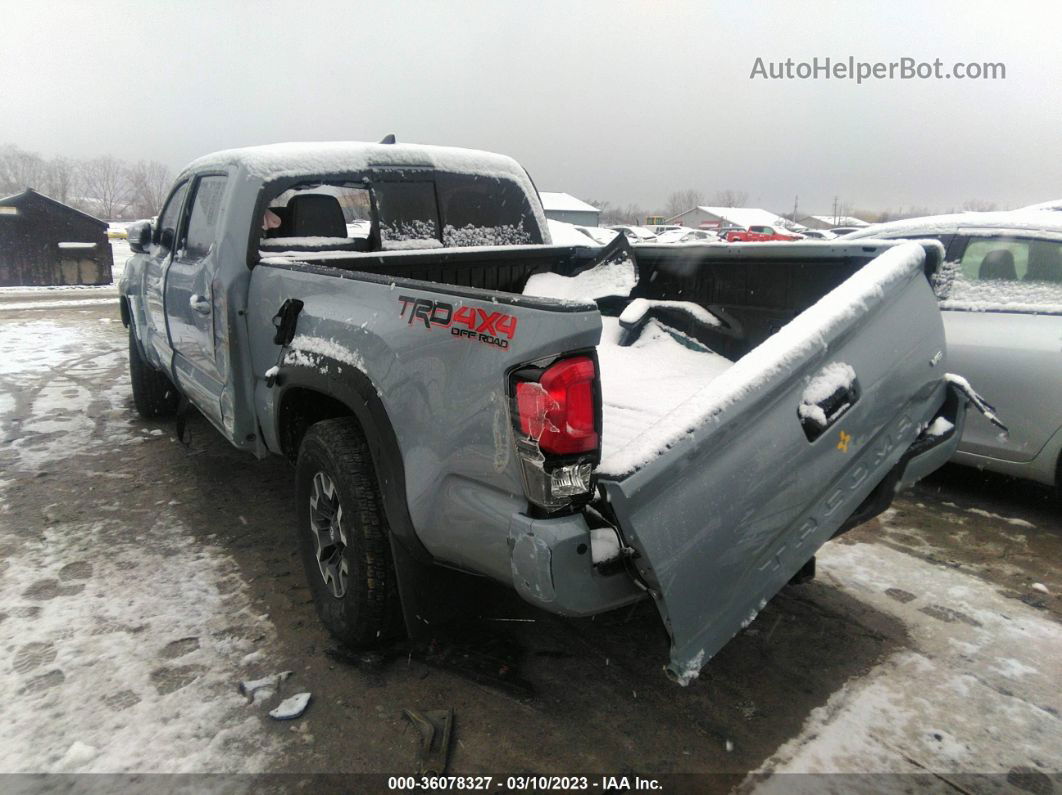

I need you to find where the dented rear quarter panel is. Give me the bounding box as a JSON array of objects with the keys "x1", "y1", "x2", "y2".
[{"x1": 245, "y1": 263, "x2": 602, "y2": 583}]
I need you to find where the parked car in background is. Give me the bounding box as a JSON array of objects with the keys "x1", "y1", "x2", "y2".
[
  {"x1": 654, "y1": 227, "x2": 719, "y2": 244},
  {"x1": 830, "y1": 226, "x2": 862, "y2": 236},
  {"x1": 726, "y1": 225, "x2": 804, "y2": 242},
  {"x1": 800, "y1": 229, "x2": 837, "y2": 240},
  {"x1": 711, "y1": 224, "x2": 746, "y2": 238},
  {"x1": 546, "y1": 219, "x2": 618, "y2": 246},
  {"x1": 844, "y1": 213, "x2": 1062, "y2": 489},
  {"x1": 607, "y1": 224, "x2": 658, "y2": 244},
  {"x1": 648, "y1": 224, "x2": 684, "y2": 236}
]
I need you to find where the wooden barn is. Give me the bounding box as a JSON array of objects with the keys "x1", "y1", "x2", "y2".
[{"x1": 0, "y1": 189, "x2": 113, "y2": 286}]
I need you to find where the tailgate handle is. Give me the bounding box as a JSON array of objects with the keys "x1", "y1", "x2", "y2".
[{"x1": 799, "y1": 364, "x2": 860, "y2": 442}]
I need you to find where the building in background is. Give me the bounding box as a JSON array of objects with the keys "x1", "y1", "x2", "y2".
[
  {"x1": 0, "y1": 189, "x2": 113, "y2": 286},
  {"x1": 666, "y1": 205, "x2": 803, "y2": 231},
  {"x1": 539, "y1": 192, "x2": 601, "y2": 226},
  {"x1": 797, "y1": 214, "x2": 870, "y2": 230}
]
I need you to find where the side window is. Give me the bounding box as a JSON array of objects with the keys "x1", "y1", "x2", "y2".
[
  {"x1": 182, "y1": 176, "x2": 228, "y2": 261},
  {"x1": 957, "y1": 238, "x2": 1028, "y2": 281},
  {"x1": 154, "y1": 181, "x2": 189, "y2": 252},
  {"x1": 942, "y1": 235, "x2": 1062, "y2": 312}
]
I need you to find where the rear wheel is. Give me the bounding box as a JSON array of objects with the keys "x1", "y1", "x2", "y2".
[
  {"x1": 128, "y1": 327, "x2": 179, "y2": 418},
  {"x1": 295, "y1": 417, "x2": 401, "y2": 648}
]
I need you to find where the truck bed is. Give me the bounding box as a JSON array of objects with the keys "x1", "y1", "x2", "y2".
[
  {"x1": 597, "y1": 317, "x2": 733, "y2": 472},
  {"x1": 266, "y1": 239, "x2": 942, "y2": 480}
]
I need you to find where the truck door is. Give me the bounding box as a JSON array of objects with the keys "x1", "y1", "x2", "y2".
[
  {"x1": 141, "y1": 180, "x2": 189, "y2": 368},
  {"x1": 164, "y1": 174, "x2": 229, "y2": 428}
]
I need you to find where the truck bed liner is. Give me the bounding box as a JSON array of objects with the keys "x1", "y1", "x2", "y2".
[{"x1": 598, "y1": 318, "x2": 732, "y2": 472}]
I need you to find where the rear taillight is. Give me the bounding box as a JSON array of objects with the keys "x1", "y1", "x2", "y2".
[
  {"x1": 511, "y1": 354, "x2": 601, "y2": 511},
  {"x1": 515, "y1": 356, "x2": 599, "y2": 455}
]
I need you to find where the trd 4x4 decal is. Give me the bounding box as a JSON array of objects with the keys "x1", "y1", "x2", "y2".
[{"x1": 398, "y1": 295, "x2": 517, "y2": 350}]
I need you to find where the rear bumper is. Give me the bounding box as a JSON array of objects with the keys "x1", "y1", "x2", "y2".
[
  {"x1": 507, "y1": 511, "x2": 645, "y2": 617},
  {"x1": 898, "y1": 383, "x2": 968, "y2": 488}
]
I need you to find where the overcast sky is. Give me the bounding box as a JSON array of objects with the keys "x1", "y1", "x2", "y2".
[{"x1": 2, "y1": 0, "x2": 1061, "y2": 215}]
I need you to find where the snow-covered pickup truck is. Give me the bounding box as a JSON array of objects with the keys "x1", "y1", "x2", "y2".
[{"x1": 119, "y1": 141, "x2": 973, "y2": 684}]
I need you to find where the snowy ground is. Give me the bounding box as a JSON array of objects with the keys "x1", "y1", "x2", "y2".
[
  {"x1": 0, "y1": 291, "x2": 1058, "y2": 786},
  {"x1": 750, "y1": 536, "x2": 1060, "y2": 791},
  {"x1": 0, "y1": 307, "x2": 291, "y2": 773}
]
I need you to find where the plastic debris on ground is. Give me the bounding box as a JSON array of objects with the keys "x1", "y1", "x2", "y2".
[{"x1": 268, "y1": 692, "x2": 312, "y2": 721}]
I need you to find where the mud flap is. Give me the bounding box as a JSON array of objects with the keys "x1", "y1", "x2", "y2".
[
  {"x1": 389, "y1": 536, "x2": 483, "y2": 641},
  {"x1": 174, "y1": 394, "x2": 192, "y2": 445}
]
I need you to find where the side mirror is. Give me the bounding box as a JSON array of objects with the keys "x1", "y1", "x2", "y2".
[
  {"x1": 127, "y1": 220, "x2": 153, "y2": 253},
  {"x1": 159, "y1": 227, "x2": 175, "y2": 251}
]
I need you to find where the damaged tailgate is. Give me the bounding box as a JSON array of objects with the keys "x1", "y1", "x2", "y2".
[{"x1": 598, "y1": 242, "x2": 960, "y2": 684}]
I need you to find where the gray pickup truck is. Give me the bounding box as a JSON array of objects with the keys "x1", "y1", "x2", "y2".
[{"x1": 119, "y1": 141, "x2": 973, "y2": 684}]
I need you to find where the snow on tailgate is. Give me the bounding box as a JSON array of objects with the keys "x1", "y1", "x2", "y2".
[
  {"x1": 601, "y1": 242, "x2": 927, "y2": 474},
  {"x1": 526, "y1": 241, "x2": 928, "y2": 475}
]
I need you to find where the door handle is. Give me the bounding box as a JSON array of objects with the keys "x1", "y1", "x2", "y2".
[
  {"x1": 190, "y1": 294, "x2": 211, "y2": 315},
  {"x1": 799, "y1": 365, "x2": 860, "y2": 441}
]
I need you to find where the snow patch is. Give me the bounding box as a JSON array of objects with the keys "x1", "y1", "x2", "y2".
[
  {"x1": 588, "y1": 527, "x2": 621, "y2": 564},
  {"x1": 924, "y1": 417, "x2": 955, "y2": 437},
  {"x1": 288, "y1": 335, "x2": 365, "y2": 371},
  {"x1": 523, "y1": 255, "x2": 637, "y2": 302},
  {"x1": 749, "y1": 541, "x2": 1062, "y2": 779},
  {"x1": 618, "y1": 298, "x2": 721, "y2": 328}
]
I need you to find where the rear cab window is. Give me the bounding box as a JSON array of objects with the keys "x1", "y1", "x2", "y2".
[
  {"x1": 256, "y1": 170, "x2": 543, "y2": 259},
  {"x1": 259, "y1": 184, "x2": 373, "y2": 255}
]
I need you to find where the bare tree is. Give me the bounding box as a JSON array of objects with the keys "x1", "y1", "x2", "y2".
[
  {"x1": 78, "y1": 156, "x2": 129, "y2": 219},
  {"x1": 710, "y1": 189, "x2": 748, "y2": 208},
  {"x1": 849, "y1": 207, "x2": 878, "y2": 224},
  {"x1": 598, "y1": 202, "x2": 645, "y2": 226},
  {"x1": 42, "y1": 157, "x2": 78, "y2": 205},
  {"x1": 962, "y1": 198, "x2": 998, "y2": 212},
  {"x1": 664, "y1": 188, "x2": 705, "y2": 219},
  {"x1": 128, "y1": 160, "x2": 173, "y2": 218},
  {"x1": 0, "y1": 144, "x2": 46, "y2": 195},
  {"x1": 880, "y1": 206, "x2": 933, "y2": 222},
  {"x1": 582, "y1": 198, "x2": 612, "y2": 222}
]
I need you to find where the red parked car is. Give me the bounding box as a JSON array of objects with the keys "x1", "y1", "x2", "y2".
[{"x1": 726, "y1": 224, "x2": 804, "y2": 242}]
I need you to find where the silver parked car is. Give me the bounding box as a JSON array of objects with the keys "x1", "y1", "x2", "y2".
[{"x1": 844, "y1": 212, "x2": 1062, "y2": 489}]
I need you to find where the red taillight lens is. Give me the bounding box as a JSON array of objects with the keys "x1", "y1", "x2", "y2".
[{"x1": 515, "y1": 356, "x2": 599, "y2": 455}]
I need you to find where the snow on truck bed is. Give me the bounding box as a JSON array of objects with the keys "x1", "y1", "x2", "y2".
[
  {"x1": 597, "y1": 318, "x2": 733, "y2": 468},
  {"x1": 525, "y1": 242, "x2": 927, "y2": 476}
]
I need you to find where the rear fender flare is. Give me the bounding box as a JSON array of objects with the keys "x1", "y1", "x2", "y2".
[{"x1": 274, "y1": 361, "x2": 432, "y2": 564}]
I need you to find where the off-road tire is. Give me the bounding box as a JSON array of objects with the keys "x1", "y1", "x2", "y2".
[
  {"x1": 295, "y1": 417, "x2": 401, "y2": 648},
  {"x1": 128, "y1": 327, "x2": 179, "y2": 418}
]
